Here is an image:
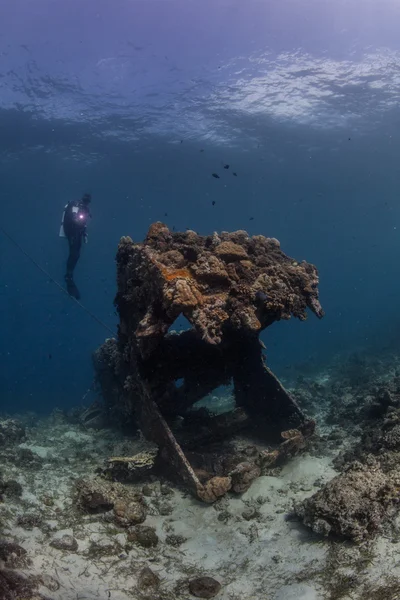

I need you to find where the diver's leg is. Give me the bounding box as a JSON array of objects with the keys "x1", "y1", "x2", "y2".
[
  {"x1": 65, "y1": 236, "x2": 82, "y2": 299},
  {"x1": 66, "y1": 236, "x2": 82, "y2": 278}
]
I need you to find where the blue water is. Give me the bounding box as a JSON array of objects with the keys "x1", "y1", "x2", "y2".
[{"x1": 2, "y1": 0, "x2": 400, "y2": 414}]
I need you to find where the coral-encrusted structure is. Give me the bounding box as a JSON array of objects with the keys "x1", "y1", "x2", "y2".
[
  {"x1": 97, "y1": 223, "x2": 324, "y2": 501},
  {"x1": 117, "y1": 223, "x2": 323, "y2": 354}
]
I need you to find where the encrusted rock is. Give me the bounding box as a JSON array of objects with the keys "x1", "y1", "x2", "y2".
[
  {"x1": 138, "y1": 566, "x2": 160, "y2": 590},
  {"x1": 158, "y1": 501, "x2": 173, "y2": 516},
  {"x1": 113, "y1": 500, "x2": 147, "y2": 527},
  {"x1": 160, "y1": 484, "x2": 174, "y2": 497},
  {"x1": 189, "y1": 576, "x2": 221, "y2": 598},
  {"x1": 0, "y1": 419, "x2": 25, "y2": 446},
  {"x1": 14, "y1": 447, "x2": 42, "y2": 469},
  {"x1": 0, "y1": 540, "x2": 46, "y2": 599},
  {"x1": 50, "y1": 534, "x2": 78, "y2": 552},
  {"x1": 142, "y1": 484, "x2": 155, "y2": 496},
  {"x1": 296, "y1": 464, "x2": 400, "y2": 542},
  {"x1": 75, "y1": 478, "x2": 114, "y2": 511},
  {"x1": 128, "y1": 525, "x2": 158, "y2": 547},
  {"x1": 0, "y1": 540, "x2": 27, "y2": 569},
  {"x1": 1, "y1": 480, "x2": 23, "y2": 498},
  {"x1": 0, "y1": 567, "x2": 41, "y2": 600},
  {"x1": 75, "y1": 476, "x2": 142, "y2": 512},
  {"x1": 382, "y1": 424, "x2": 400, "y2": 449}
]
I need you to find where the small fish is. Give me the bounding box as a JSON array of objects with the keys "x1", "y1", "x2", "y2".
[
  {"x1": 249, "y1": 217, "x2": 254, "y2": 221},
  {"x1": 48, "y1": 353, "x2": 52, "y2": 360},
  {"x1": 233, "y1": 172, "x2": 237, "y2": 177},
  {"x1": 164, "y1": 212, "x2": 168, "y2": 216},
  {"x1": 200, "y1": 149, "x2": 204, "y2": 152},
  {"x1": 212, "y1": 201, "x2": 216, "y2": 206},
  {"x1": 212, "y1": 173, "x2": 220, "y2": 179},
  {"x1": 223, "y1": 164, "x2": 229, "y2": 169}
]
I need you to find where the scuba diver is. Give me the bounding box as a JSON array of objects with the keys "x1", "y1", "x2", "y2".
[{"x1": 59, "y1": 193, "x2": 91, "y2": 300}]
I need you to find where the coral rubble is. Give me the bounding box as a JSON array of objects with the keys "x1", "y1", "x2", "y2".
[
  {"x1": 0, "y1": 420, "x2": 25, "y2": 446},
  {"x1": 296, "y1": 369, "x2": 400, "y2": 542},
  {"x1": 296, "y1": 463, "x2": 400, "y2": 541},
  {"x1": 0, "y1": 539, "x2": 47, "y2": 600}
]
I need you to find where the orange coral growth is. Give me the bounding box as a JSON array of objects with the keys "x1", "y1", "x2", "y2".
[
  {"x1": 163, "y1": 267, "x2": 194, "y2": 281},
  {"x1": 154, "y1": 258, "x2": 195, "y2": 283}
]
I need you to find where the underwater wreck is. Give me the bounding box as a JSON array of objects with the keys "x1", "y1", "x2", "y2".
[{"x1": 94, "y1": 223, "x2": 324, "y2": 502}]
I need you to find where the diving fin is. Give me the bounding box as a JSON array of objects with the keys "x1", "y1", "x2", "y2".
[{"x1": 65, "y1": 276, "x2": 81, "y2": 300}]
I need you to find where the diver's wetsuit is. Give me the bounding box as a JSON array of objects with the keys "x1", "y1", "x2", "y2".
[{"x1": 62, "y1": 199, "x2": 91, "y2": 299}]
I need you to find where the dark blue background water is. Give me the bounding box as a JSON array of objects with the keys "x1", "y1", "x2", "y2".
[{"x1": 2, "y1": 0, "x2": 400, "y2": 413}]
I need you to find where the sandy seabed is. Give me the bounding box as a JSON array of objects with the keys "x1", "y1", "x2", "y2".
[{"x1": 1, "y1": 403, "x2": 400, "y2": 600}]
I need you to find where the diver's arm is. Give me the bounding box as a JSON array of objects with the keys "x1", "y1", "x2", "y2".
[{"x1": 83, "y1": 206, "x2": 91, "y2": 241}]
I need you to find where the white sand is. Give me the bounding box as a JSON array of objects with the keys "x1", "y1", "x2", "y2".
[{"x1": 1, "y1": 418, "x2": 398, "y2": 599}]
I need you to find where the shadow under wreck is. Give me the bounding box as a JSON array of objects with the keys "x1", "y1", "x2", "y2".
[{"x1": 94, "y1": 223, "x2": 324, "y2": 502}]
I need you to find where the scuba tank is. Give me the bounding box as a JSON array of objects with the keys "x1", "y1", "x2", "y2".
[
  {"x1": 59, "y1": 205, "x2": 67, "y2": 237},
  {"x1": 59, "y1": 203, "x2": 80, "y2": 237}
]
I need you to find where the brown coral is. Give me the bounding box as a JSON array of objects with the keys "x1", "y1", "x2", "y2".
[
  {"x1": 230, "y1": 462, "x2": 261, "y2": 494},
  {"x1": 115, "y1": 223, "x2": 323, "y2": 353},
  {"x1": 296, "y1": 464, "x2": 400, "y2": 542},
  {"x1": 74, "y1": 477, "x2": 143, "y2": 513},
  {"x1": 113, "y1": 500, "x2": 147, "y2": 527},
  {"x1": 196, "y1": 477, "x2": 232, "y2": 503},
  {"x1": 215, "y1": 241, "x2": 249, "y2": 262}
]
